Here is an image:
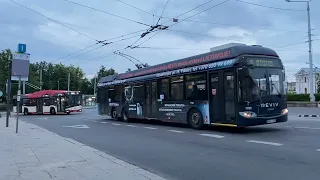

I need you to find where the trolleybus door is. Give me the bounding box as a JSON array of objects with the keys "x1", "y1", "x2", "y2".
[
  {"x1": 209, "y1": 70, "x2": 236, "y2": 125},
  {"x1": 145, "y1": 81, "x2": 157, "y2": 118},
  {"x1": 36, "y1": 98, "x2": 43, "y2": 113}
]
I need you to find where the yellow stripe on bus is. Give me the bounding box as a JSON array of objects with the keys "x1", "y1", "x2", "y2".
[{"x1": 211, "y1": 123, "x2": 237, "y2": 127}]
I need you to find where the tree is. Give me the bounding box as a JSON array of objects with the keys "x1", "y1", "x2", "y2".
[
  {"x1": 126, "y1": 68, "x2": 131, "y2": 72},
  {"x1": 316, "y1": 73, "x2": 320, "y2": 93},
  {"x1": 0, "y1": 49, "x2": 12, "y2": 102},
  {"x1": 0, "y1": 48, "x2": 118, "y2": 98}
]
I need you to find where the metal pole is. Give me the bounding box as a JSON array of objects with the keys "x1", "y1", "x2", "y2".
[
  {"x1": 6, "y1": 61, "x2": 12, "y2": 127},
  {"x1": 68, "y1": 73, "x2": 70, "y2": 92},
  {"x1": 94, "y1": 76, "x2": 97, "y2": 96},
  {"x1": 22, "y1": 81, "x2": 25, "y2": 94},
  {"x1": 58, "y1": 81, "x2": 60, "y2": 90},
  {"x1": 40, "y1": 68, "x2": 42, "y2": 90},
  {"x1": 16, "y1": 76, "x2": 21, "y2": 133},
  {"x1": 307, "y1": 1, "x2": 314, "y2": 101}
]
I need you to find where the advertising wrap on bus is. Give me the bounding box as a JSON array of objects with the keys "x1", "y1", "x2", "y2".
[{"x1": 97, "y1": 44, "x2": 287, "y2": 129}]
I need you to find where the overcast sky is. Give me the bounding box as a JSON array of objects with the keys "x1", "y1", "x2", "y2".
[{"x1": 1, "y1": 0, "x2": 319, "y2": 81}]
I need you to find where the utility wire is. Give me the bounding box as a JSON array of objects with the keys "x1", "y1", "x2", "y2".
[
  {"x1": 167, "y1": 0, "x2": 230, "y2": 28},
  {"x1": 9, "y1": 0, "x2": 98, "y2": 41},
  {"x1": 235, "y1": 0, "x2": 305, "y2": 11},
  {"x1": 136, "y1": 0, "x2": 230, "y2": 47},
  {"x1": 60, "y1": 35, "x2": 140, "y2": 63},
  {"x1": 114, "y1": 0, "x2": 304, "y2": 33},
  {"x1": 56, "y1": 28, "x2": 148, "y2": 62},
  {"x1": 164, "y1": 19, "x2": 305, "y2": 33},
  {"x1": 114, "y1": 0, "x2": 154, "y2": 16},
  {"x1": 61, "y1": 0, "x2": 151, "y2": 27},
  {"x1": 55, "y1": 43, "x2": 99, "y2": 62},
  {"x1": 156, "y1": 0, "x2": 170, "y2": 25}
]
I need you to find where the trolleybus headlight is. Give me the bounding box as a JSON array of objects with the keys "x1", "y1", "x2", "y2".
[
  {"x1": 281, "y1": 108, "x2": 288, "y2": 115},
  {"x1": 239, "y1": 111, "x2": 257, "y2": 118}
]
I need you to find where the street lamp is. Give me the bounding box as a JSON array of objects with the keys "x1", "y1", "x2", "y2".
[{"x1": 286, "y1": 0, "x2": 314, "y2": 101}]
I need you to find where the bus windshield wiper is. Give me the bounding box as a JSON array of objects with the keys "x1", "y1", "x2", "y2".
[{"x1": 272, "y1": 83, "x2": 281, "y2": 97}]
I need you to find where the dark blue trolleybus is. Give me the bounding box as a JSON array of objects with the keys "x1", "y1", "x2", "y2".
[{"x1": 97, "y1": 44, "x2": 288, "y2": 129}]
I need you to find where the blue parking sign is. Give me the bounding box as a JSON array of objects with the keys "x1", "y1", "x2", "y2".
[{"x1": 18, "y1": 44, "x2": 26, "y2": 53}]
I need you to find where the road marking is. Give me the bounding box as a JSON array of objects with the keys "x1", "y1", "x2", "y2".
[
  {"x1": 246, "y1": 140, "x2": 283, "y2": 146},
  {"x1": 100, "y1": 122, "x2": 108, "y2": 124},
  {"x1": 62, "y1": 125, "x2": 89, "y2": 129},
  {"x1": 93, "y1": 120, "x2": 99, "y2": 123},
  {"x1": 112, "y1": 123, "x2": 121, "y2": 126},
  {"x1": 126, "y1": 124, "x2": 137, "y2": 127},
  {"x1": 143, "y1": 127, "x2": 157, "y2": 130},
  {"x1": 293, "y1": 126, "x2": 320, "y2": 130},
  {"x1": 199, "y1": 134, "x2": 224, "y2": 138},
  {"x1": 317, "y1": 149, "x2": 320, "y2": 152},
  {"x1": 167, "y1": 130, "x2": 184, "y2": 133}
]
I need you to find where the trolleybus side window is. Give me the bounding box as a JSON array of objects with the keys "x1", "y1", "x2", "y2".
[
  {"x1": 108, "y1": 88, "x2": 115, "y2": 102},
  {"x1": 185, "y1": 73, "x2": 207, "y2": 100},
  {"x1": 133, "y1": 84, "x2": 145, "y2": 101},
  {"x1": 224, "y1": 72, "x2": 235, "y2": 121},
  {"x1": 159, "y1": 78, "x2": 170, "y2": 100},
  {"x1": 114, "y1": 85, "x2": 122, "y2": 102},
  {"x1": 170, "y1": 76, "x2": 184, "y2": 101}
]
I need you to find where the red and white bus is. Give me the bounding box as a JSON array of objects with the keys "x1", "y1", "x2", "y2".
[{"x1": 13, "y1": 90, "x2": 82, "y2": 115}]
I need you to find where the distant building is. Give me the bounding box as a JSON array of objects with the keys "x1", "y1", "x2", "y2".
[
  {"x1": 287, "y1": 82, "x2": 296, "y2": 94},
  {"x1": 295, "y1": 68, "x2": 320, "y2": 94}
]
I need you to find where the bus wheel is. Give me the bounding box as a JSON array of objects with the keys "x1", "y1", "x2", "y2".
[
  {"x1": 50, "y1": 108, "x2": 56, "y2": 115},
  {"x1": 24, "y1": 108, "x2": 28, "y2": 115},
  {"x1": 111, "y1": 108, "x2": 117, "y2": 119},
  {"x1": 188, "y1": 108, "x2": 204, "y2": 130},
  {"x1": 121, "y1": 109, "x2": 130, "y2": 122}
]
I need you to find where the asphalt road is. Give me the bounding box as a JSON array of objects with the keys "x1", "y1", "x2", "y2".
[{"x1": 19, "y1": 107, "x2": 320, "y2": 180}]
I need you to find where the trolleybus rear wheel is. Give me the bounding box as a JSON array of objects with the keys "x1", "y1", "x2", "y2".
[{"x1": 188, "y1": 108, "x2": 204, "y2": 130}]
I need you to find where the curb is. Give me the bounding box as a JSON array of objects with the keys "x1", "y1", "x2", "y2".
[{"x1": 298, "y1": 115, "x2": 320, "y2": 117}]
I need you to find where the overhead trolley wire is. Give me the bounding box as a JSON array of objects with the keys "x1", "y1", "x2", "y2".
[
  {"x1": 9, "y1": 0, "x2": 98, "y2": 41},
  {"x1": 61, "y1": 0, "x2": 152, "y2": 27}
]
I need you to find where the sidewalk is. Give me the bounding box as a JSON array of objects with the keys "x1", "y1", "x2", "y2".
[{"x1": 0, "y1": 116, "x2": 166, "y2": 180}]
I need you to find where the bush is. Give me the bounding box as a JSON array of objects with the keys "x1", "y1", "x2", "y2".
[
  {"x1": 287, "y1": 94, "x2": 310, "y2": 101},
  {"x1": 0, "y1": 104, "x2": 6, "y2": 111}
]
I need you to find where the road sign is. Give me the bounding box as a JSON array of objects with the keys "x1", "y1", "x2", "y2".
[
  {"x1": 0, "y1": 91, "x2": 3, "y2": 97},
  {"x1": 18, "y1": 44, "x2": 26, "y2": 53},
  {"x1": 11, "y1": 52, "x2": 30, "y2": 81},
  {"x1": 12, "y1": 53, "x2": 30, "y2": 61}
]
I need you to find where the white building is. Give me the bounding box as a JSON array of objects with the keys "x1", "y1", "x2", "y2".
[{"x1": 295, "y1": 68, "x2": 320, "y2": 94}]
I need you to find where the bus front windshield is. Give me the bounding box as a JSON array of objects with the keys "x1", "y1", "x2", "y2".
[{"x1": 238, "y1": 67, "x2": 284, "y2": 103}]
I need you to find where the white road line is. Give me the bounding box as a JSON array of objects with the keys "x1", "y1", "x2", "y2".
[
  {"x1": 112, "y1": 123, "x2": 121, "y2": 126},
  {"x1": 199, "y1": 134, "x2": 224, "y2": 138},
  {"x1": 143, "y1": 127, "x2": 157, "y2": 130},
  {"x1": 167, "y1": 130, "x2": 184, "y2": 133},
  {"x1": 317, "y1": 149, "x2": 320, "y2": 152},
  {"x1": 100, "y1": 122, "x2": 108, "y2": 124},
  {"x1": 126, "y1": 124, "x2": 137, "y2": 127},
  {"x1": 246, "y1": 140, "x2": 283, "y2": 146},
  {"x1": 93, "y1": 120, "x2": 99, "y2": 123},
  {"x1": 293, "y1": 126, "x2": 320, "y2": 130}
]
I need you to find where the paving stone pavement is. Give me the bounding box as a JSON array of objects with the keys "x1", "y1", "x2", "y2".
[{"x1": 0, "y1": 116, "x2": 167, "y2": 180}]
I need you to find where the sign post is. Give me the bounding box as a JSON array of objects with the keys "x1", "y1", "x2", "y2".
[{"x1": 11, "y1": 43, "x2": 30, "y2": 133}]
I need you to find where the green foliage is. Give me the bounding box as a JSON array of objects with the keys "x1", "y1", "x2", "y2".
[
  {"x1": 0, "y1": 49, "x2": 11, "y2": 102},
  {"x1": 287, "y1": 93, "x2": 320, "y2": 101},
  {"x1": 0, "y1": 48, "x2": 117, "y2": 102},
  {"x1": 287, "y1": 94, "x2": 310, "y2": 101}
]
